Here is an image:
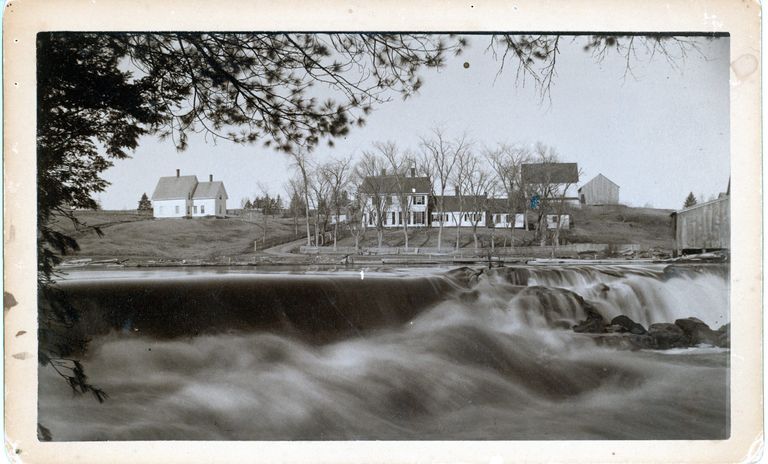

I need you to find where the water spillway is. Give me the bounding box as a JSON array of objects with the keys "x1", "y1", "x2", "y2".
[{"x1": 39, "y1": 264, "x2": 729, "y2": 441}]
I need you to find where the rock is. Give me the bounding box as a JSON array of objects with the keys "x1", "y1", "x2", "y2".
[
  {"x1": 648, "y1": 323, "x2": 689, "y2": 349},
  {"x1": 674, "y1": 317, "x2": 718, "y2": 346},
  {"x1": 573, "y1": 303, "x2": 606, "y2": 333},
  {"x1": 610, "y1": 315, "x2": 647, "y2": 335},
  {"x1": 716, "y1": 323, "x2": 730, "y2": 348},
  {"x1": 591, "y1": 333, "x2": 655, "y2": 350}
]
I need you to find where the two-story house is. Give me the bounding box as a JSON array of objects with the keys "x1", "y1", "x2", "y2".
[
  {"x1": 359, "y1": 168, "x2": 430, "y2": 228},
  {"x1": 151, "y1": 170, "x2": 228, "y2": 218}
]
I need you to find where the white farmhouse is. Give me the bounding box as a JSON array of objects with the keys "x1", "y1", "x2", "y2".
[
  {"x1": 360, "y1": 169, "x2": 430, "y2": 228},
  {"x1": 151, "y1": 170, "x2": 228, "y2": 218}
]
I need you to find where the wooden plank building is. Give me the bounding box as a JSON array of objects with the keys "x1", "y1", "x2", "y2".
[
  {"x1": 670, "y1": 195, "x2": 730, "y2": 255},
  {"x1": 578, "y1": 173, "x2": 619, "y2": 205}
]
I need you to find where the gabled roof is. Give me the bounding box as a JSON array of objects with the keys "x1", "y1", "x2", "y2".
[
  {"x1": 578, "y1": 173, "x2": 619, "y2": 192},
  {"x1": 192, "y1": 181, "x2": 228, "y2": 200},
  {"x1": 151, "y1": 175, "x2": 198, "y2": 201},
  {"x1": 359, "y1": 175, "x2": 430, "y2": 194},
  {"x1": 522, "y1": 163, "x2": 579, "y2": 184},
  {"x1": 431, "y1": 195, "x2": 487, "y2": 212},
  {"x1": 485, "y1": 197, "x2": 515, "y2": 213}
]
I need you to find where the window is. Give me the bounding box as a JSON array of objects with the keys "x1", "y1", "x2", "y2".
[
  {"x1": 391, "y1": 212, "x2": 396, "y2": 225},
  {"x1": 175, "y1": 205, "x2": 179, "y2": 214},
  {"x1": 413, "y1": 195, "x2": 425, "y2": 205},
  {"x1": 201, "y1": 205, "x2": 205, "y2": 214},
  {"x1": 368, "y1": 213, "x2": 373, "y2": 226},
  {"x1": 398, "y1": 212, "x2": 402, "y2": 225},
  {"x1": 413, "y1": 212, "x2": 425, "y2": 224},
  {"x1": 194, "y1": 206, "x2": 198, "y2": 214}
]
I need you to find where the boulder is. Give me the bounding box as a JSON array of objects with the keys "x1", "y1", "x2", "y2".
[
  {"x1": 716, "y1": 323, "x2": 730, "y2": 348},
  {"x1": 610, "y1": 315, "x2": 647, "y2": 335},
  {"x1": 573, "y1": 302, "x2": 606, "y2": 334},
  {"x1": 674, "y1": 317, "x2": 718, "y2": 346},
  {"x1": 648, "y1": 323, "x2": 689, "y2": 349}
]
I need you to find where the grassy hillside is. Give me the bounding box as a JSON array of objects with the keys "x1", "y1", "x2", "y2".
[
  {"x1": 53, "y1": 205, "x2": 674, "y2": 262},
  {"x1": 333, "y1": 205, "x2": 675, "y2": 250},
  {"x1": 55, "y1": 211, "x2": 300, "y2": 260}
]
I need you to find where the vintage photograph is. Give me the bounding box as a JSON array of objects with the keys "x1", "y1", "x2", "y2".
[{"x1": 35, "y1": 31, "x2": 731, "y2": 441}]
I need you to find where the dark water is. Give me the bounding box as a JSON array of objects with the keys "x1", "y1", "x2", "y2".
[{"x1": 39, "y1": 264, "x2": 729, "y2": 440}]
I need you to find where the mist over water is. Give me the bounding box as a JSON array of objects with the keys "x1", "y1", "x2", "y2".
[{"x1": 39, "y1": 265, "x2": 729, "y2": 440}]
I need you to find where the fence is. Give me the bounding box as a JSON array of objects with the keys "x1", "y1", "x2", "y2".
[{"x1": 299, "y1": 243, "x2": 644, "y2": 257}]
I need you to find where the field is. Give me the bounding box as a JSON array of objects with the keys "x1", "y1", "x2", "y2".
[
  {"x1": 54, "y1": 211, "x2": 300, "y2": 261},
  {"x1": 53, "y1": 205, "x2": 674, "y2": 262}
]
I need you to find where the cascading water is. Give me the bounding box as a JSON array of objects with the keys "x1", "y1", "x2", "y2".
[{"x1": 38, "y1": 264, "x2": 729, "y2": 441}]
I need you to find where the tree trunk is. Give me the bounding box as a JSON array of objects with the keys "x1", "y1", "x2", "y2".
[
  {"x1": 472, "y1": 225, "x2": 478, "y2": 251},
  {"x1": 377, "y1": 228, "x2": 383, "y2": 248},
  {"x1": 455, "y1": 211, "x2": 462, "y2": 251},
  {"x1": 437, "y1": 220, "x2": 443, "y2": 252},
  {"x1": 333, "y1": 222, "x2": 338, "y2": 250}
]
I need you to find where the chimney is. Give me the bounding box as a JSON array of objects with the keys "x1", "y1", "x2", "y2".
[
  {"x1": 410, "y1": 166, "x2": 416, "y2": 178},
  {"x1": 176, "y1": 169, "x2": 180, "y2": 178},
  {"x1": 209, "y1": 174, "x2": 213, "y2": 182},
  {"x1": 380, "y1": 168, "x2": 386, "y2": 176}
]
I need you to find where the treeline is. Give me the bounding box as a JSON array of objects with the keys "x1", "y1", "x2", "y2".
[{"x1": 284, "y1": 128, "x2": 580, "y2": 251}]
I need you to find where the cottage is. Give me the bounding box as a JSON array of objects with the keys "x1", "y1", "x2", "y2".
[
  {"x1": 578, "y1": 173, "x2": 620, "y2": 205},
  {"x1": 670, "y1": 195, "x2": 729, "y2": 255},
  {"x1": 360, "y1": 169, "x2": 430, "y2": 228},
  {"x1": 151, "y1": 170, "x2": 228, "y2": 218}
]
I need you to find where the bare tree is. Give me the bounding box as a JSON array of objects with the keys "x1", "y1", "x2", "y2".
[
  {"x1": 419, "y1": 128, "x2": 468, "y2": 252},
  {"x1": 459, "y1": 153, "x2": 495, "y2": 251},
  {"x1": 356, "y1": 152, "x2": 388, "y2": 248},
  {"x1": 378, "y1": 141, "x2": 418, "y2": 251},
  {"x1": 450, "y1": 145, "x2": 474, "y2": 251},
  {"x1": 255, "y1": 182, "x2": 275, "y2": 249},
  {"x1": 288, "y1": 149, "x2": 313, "y2": 246},
  {"x1": 284, "y1": 175, "x2": 305, "y2": 238},
  {"x1": 320, "y1": 156, "x2": 353, "y2": 250},
  {"x1": 308, "y1": 168, "x2": 331, "y2": 246},
  {"x1": 484, "y1": 143, "x2": 531, "y2": 247},
  {"x1": 345, "y1": 187, "x2": 367, "y2": 253},
  {"x1": 525, "y1": 143, "x2": 580, "y2": 249}
]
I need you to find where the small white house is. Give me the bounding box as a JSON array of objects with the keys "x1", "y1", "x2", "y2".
[{"x1": 151, "y1": 170, "x2": 228, "y2": 218}]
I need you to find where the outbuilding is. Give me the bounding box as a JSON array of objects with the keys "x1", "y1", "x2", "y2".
[{"x1": 578, "y1": 173, "x2": 620, "y2": 206}]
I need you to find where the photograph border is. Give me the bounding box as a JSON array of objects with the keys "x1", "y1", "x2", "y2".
[{"x1": 4, "y1": 0, "x2": 762, "y2": 462}]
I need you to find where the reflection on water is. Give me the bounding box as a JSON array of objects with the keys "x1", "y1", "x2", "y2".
[{"x1": 39, "y1": 264, "x2": 729, "y2": 440}]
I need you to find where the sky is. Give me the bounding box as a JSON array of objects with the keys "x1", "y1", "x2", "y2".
[{"x1": 98, "y1": 34, "x2": 730, "y2": 210}]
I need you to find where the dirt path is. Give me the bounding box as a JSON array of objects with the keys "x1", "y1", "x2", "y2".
[{"x1": 262, "y1": 238, "x2": 306, "y2": 257}]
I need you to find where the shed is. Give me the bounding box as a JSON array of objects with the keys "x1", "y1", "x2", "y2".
[
  {"x1": 578, "y1": 174, "x2": 620, "y2": 205},
  {"x1": 670, "y1": 196, "x2": 730, "y2": 255}
]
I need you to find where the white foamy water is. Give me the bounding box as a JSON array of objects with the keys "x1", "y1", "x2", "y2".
[{"x1": 38, "y1": 264, "x2": 729, "y2": 440}]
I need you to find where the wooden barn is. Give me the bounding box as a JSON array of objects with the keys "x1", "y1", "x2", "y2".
[
  {"x1": 670, "y1": 195, "x2": 730, "y2": 255},
  {"x1": 578, "y1": 173, "x2": 620, "y2": 205}
]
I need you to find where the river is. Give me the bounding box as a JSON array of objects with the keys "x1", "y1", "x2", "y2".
[{"x1": 38, "y1": 264, "x2": 729, "y2": 440}]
